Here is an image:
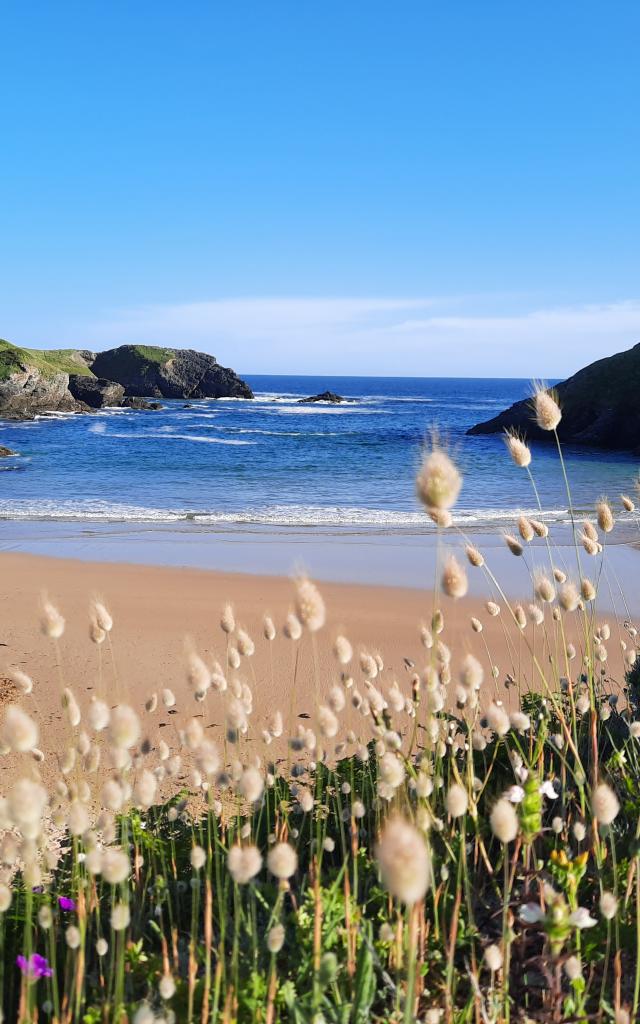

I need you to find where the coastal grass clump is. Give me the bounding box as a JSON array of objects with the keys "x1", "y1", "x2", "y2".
[{"x1": 2, "y1": 401, "x2": 640, "y2": 1023}]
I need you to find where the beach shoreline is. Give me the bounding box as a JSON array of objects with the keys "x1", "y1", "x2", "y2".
[
  {"x1": 1, "y1": 517, "x2": 639, "y2": 614},
  {"x1": 0, "y1": 549, "x2": 630, "y2": 782}
]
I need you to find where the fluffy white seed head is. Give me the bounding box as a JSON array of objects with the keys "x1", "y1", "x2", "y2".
[
  {"x1": 109, "y1": 705, "x2": 141, "y2": 749},
  {"x1": 294, "y1": 576, "x2": 326, "y2": 632},
  {"x1": 416, "y1": 447, "x2": 462, "y2": 513},
  {"x1": 375, "y1": 816, "x2": 431, "y2": 904},
  {"x1": 283, "y1": 613, "x2": 302, "y2": 641},
  {"x1": 441, "y1": 555, "x2": 468, "y2": 599},
  {"x1": 110, "y1": 903, "x2": 130, "y2": 931},
  {"x1": 504, "y1": 534, "x2": 523, "y2": 557},
  {"x1": 1, "y1": 705, "x2": 38, "y2": 752},
  {"x1": 596, "y1": 499, "x2": 614, "y2": 534},
  {"x1": 486, "y1": 702, "x2": 510, "y2": 737},
  {"x1": 533, "y1": 385, "x2": 561, "y2": 431},
  {"x1": 559, "y1": 582, "x2": 580, "y2": 613},
  {"x1": 504, "y1": 430, "x2": 531, "y2": 468},
  {"x1": 333, "y1": 635, "x2": 353, "y2": 665},
  {"x1": 465, "y1": 545, "x2": 484, "y2": 568},
  {"x1": 88, "y1": 698, "x2": 110, "y2": 732},
  {"x1": 40, "y1": 596, "x2": 65, "y2": 639},
  {"x1": 592, "y1": 782, "x2": 620, "y2": 825},
  {"x1": 220, "y1": 604, "x2": 235, "y2": 634},
  {"x1": 446, "y1": 783, "x2": 468, "y2": 818},
  {"x1": 490, "y1": 799, "x2": 519, "y2": 843},
  {"x1": 228, "y1": 844, "x2": 263, "y2": 884},
  {"x1": 267, "y1": 842, "x2": 298, "y2": 880},
  {"x1": 91, "y1": 600, "x2": 113, "y2": 633},
  {"x1": 101, "y1": 848, "x2": 130, "y2": 885},
  {"x1": 7, "y1": 667, "x2": 33, "y2": 696}
]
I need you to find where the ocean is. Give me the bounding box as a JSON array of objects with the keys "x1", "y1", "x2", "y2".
[{"x1": 0, "y1": 374, "x2": 637, "y2": 530}]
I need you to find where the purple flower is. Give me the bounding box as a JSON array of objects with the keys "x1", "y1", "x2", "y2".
[
  {"x1": 16, "y1": 954, "x2": 53, "y2": 980},
  {"x1": 58, "y1": 896, "x2": 76, "y2": 912}
]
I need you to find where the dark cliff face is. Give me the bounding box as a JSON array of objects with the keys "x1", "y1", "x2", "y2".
[
  {"x1": 468, "y1": 342, "x2": 640, "y2": 451},
  {"x1": 89, "y1": 346, "x2": 254, "y2": 400}
]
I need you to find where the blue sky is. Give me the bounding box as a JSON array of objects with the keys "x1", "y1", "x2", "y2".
[{"x1": 1, "y1": 1, "x2": 639, "y2": 376}]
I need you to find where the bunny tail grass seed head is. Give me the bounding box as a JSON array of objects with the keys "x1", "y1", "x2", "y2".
[
  {"x1": 294, "y1": 576, "x2": 326, "y2": 632},
  {"x1": 596, "y1": 498, "x2": 615, "y2": 533},
  {"x1": 40, "y1": 594, "x2": 65, "y2": 639},
  {"x1": 532, "y1": 383, "x2": 562, "y2": 431},
  {"x1": 490, "y1": 799, "x2": 519, "y2": 843},
  {"x1": 441, "y1": 555, "x2": 468, "y2": 599},
  {"x1": 416, "y1": 444, "x2": 462, "y2": 514},
  {"x1": 267, "y1": 843, "x2": 298, "y2": 880},
  {"x1": 465, "y1": 544, "x2": 484, "y2": 567},
  {"x1": 1, "y1": 705, "x2": 38, "y2": 753},
  {"x1": 592, "y1": 782, "x2": 620, "y2": 825},
  {"x1": 375, "y1": 816, "x2": 431, "y2": 905},
  {"x1": 504, "y1": 430, "x2": 531, "y2": 468},
  {"x1": 446, "y1": 783, "x2": 468, "y2": 818}
]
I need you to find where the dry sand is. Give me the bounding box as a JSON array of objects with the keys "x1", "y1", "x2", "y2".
[{"x1": 0, "y1": 552, "x2": 629, "y2": 780}]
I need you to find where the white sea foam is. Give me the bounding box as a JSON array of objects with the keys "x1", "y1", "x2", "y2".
[
  {"x1": 0, "y1": 500, "x2": 577, "y2": 528},
  {"x1": 93, "y1": 430, "x2": 254, "y2": 446}
]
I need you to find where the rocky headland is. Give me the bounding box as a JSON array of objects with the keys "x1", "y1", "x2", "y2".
[
  {"x1": 468, "y1": 342, "x2": 640, "y2": 451},
  {"x1": 0, "y1": 340, "x2": 253, "y2": 419}
]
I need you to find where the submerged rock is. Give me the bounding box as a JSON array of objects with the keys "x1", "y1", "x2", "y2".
[
  {"x1": 121, "y1": 396, "x2": 163, "y2": 411},
  {"x1": 468, "y1": 341, "x2": 640, "y2": 451},
  {"x1": 298, "y1": 391, "x2": 344, "y2": 404}
]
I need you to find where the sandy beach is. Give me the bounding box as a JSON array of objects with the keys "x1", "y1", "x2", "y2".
[{"x1": 0, "y1": 550, "x2": 629, "y2": 778}]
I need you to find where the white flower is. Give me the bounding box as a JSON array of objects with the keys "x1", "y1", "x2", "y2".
[
  {"x1": 519, "y1": 903, "x2": 544, "y2": 924},
  {"x1": 570, "y1": 907, "x2": 597, "y2": 929},
  {"x1": 505, "y1": 785, "x2": 525, "y2": 804},
  {"x1": 540, "y1": 780, "x2": 559, "y2": 800}
]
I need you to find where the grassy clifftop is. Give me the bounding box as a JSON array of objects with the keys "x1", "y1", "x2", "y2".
[{"x1": 0, "y1": 339, "x2": 94, "y2": 382}]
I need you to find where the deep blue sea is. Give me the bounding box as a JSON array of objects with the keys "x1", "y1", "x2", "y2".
[{"x1": 0, "y1": 375, "x2": 638, "y2": 530}]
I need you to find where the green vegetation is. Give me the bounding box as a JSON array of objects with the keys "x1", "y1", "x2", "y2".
[
  {"x1": 126, "y1": 345, "x2": 174, "y2": 365},
  {"x1": 0, "y1": 339, "x2": 94, "y2": 382}
]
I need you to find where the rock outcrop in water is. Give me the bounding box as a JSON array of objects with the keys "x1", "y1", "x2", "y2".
[
  {"x1": 0, "y1": 339, "x2": 253, "y2": 419},
  {"x1": 298, "y1": 391, "x2": 344, "y2": 404},
  {"x1": 468, "y1": 342, "x2": 640, "y2": 451},
  {"x1": 67, "y1": 375, "x2": 125, "y2": 409},
  {"x1": 0, "y1": 446, "x2": 16, "y2": 457}
]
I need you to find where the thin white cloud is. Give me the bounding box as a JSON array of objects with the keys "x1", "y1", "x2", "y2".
[{"x1": 82, "y1": 296, "x2": 640, "y2": 377}]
